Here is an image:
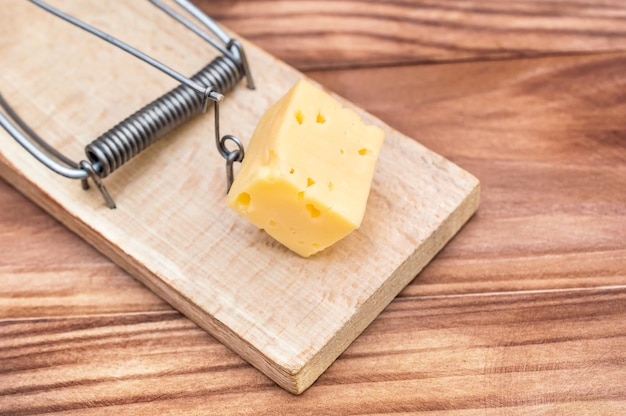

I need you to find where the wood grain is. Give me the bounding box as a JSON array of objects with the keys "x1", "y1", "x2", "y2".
[
  {"x1": 202, "y1": 0, "x2": 626, "y2": 70},
  {"x1": 1, "y1": 286, "x2": 624, "y2": 414},
  {"x1": 1, "y1": 0, "x2": 625, "y2": 413}
]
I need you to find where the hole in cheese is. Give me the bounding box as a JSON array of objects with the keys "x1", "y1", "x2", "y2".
[
  {"x1": 297, "y1": 191, "x2": 304, "y2": 200},
  {"x1": 265, "y1": 149, "x2": 278, "y2": 164},
  {"x1": 328, "y1": 181, "x2": 334, "y2": 191},
  {"x1": 235, "y1": 192, "x2": 251, "y2": 208},
  {"x1": 268, "y1": 220, "x2": 277, "y2": 227},
  {"x1": 307, "y1": 177, "x2": 315, "y2": 187},
  {"x1": 358, "y1": 148, "x2": 370, "y2": 156},
  {"x1": 316, "y1": 112, "x2": 326, "y2": 124},
  {"x1": 295, "y1": 110, "x2": 304, "y2": 125},
  {"x1": 340, "y1": 149, "x2": 345, "y2": 155},
  {"x1": 289, "y1": 168, "x2": 295, "y2": 174},
  {"x1": 305, "y1": 203, "x2": 321, "y2": 218}
]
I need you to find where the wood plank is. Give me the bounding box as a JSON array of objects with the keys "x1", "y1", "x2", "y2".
[
  {"x1": 198, "y1": 0, "x2": 626, "y2": 70},
  {"x1": 0, "y1": 1, "x2": 478, "y2": 394},
  {"x1": 1, "y1": 288, "x2": 624, "y2": 414}
]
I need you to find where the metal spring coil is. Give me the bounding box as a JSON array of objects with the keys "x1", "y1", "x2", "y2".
[{"x1": 85, "y1": 55, "x2": 243, "y2": 178}]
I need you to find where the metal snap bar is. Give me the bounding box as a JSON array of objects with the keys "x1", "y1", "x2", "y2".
[{"x1": 0, "y1": 0, "x2": 254, "y2": 208}]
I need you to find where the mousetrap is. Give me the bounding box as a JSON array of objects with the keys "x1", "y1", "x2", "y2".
[{"x1": 0, "y1": 0, "x2": 479, "y2": 394}]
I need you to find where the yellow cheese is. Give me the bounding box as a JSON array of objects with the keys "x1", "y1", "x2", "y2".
[{"x1": 226, "y1": 79, "x2": 385, "y2": 257}]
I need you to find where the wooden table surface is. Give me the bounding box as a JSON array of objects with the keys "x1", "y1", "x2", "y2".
[{"x1": 1, "y1": 1, "x2": 625, "y2": 414}]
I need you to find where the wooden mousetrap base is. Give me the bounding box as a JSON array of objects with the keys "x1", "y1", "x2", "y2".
[{"x1": 0, "y1": 1, "x2": 479, "y2": 394}]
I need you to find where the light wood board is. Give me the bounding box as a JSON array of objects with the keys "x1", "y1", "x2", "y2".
[{"x1": 0, "y1": 1, "x2": 479, "y2": 394}]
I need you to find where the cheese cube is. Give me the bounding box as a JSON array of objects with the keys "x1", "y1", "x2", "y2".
[{"x1": 226, "y1": 79, "x2": 384, "y2": 257}]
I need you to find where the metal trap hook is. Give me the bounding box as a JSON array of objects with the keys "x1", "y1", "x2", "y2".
[{"x1": 0, "y1": 0, "x2": 255, "y2": 208}]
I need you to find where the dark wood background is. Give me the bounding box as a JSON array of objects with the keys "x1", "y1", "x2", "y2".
[{"x1": 1, "y1": 1, "x2": 625, "y2": 414}]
